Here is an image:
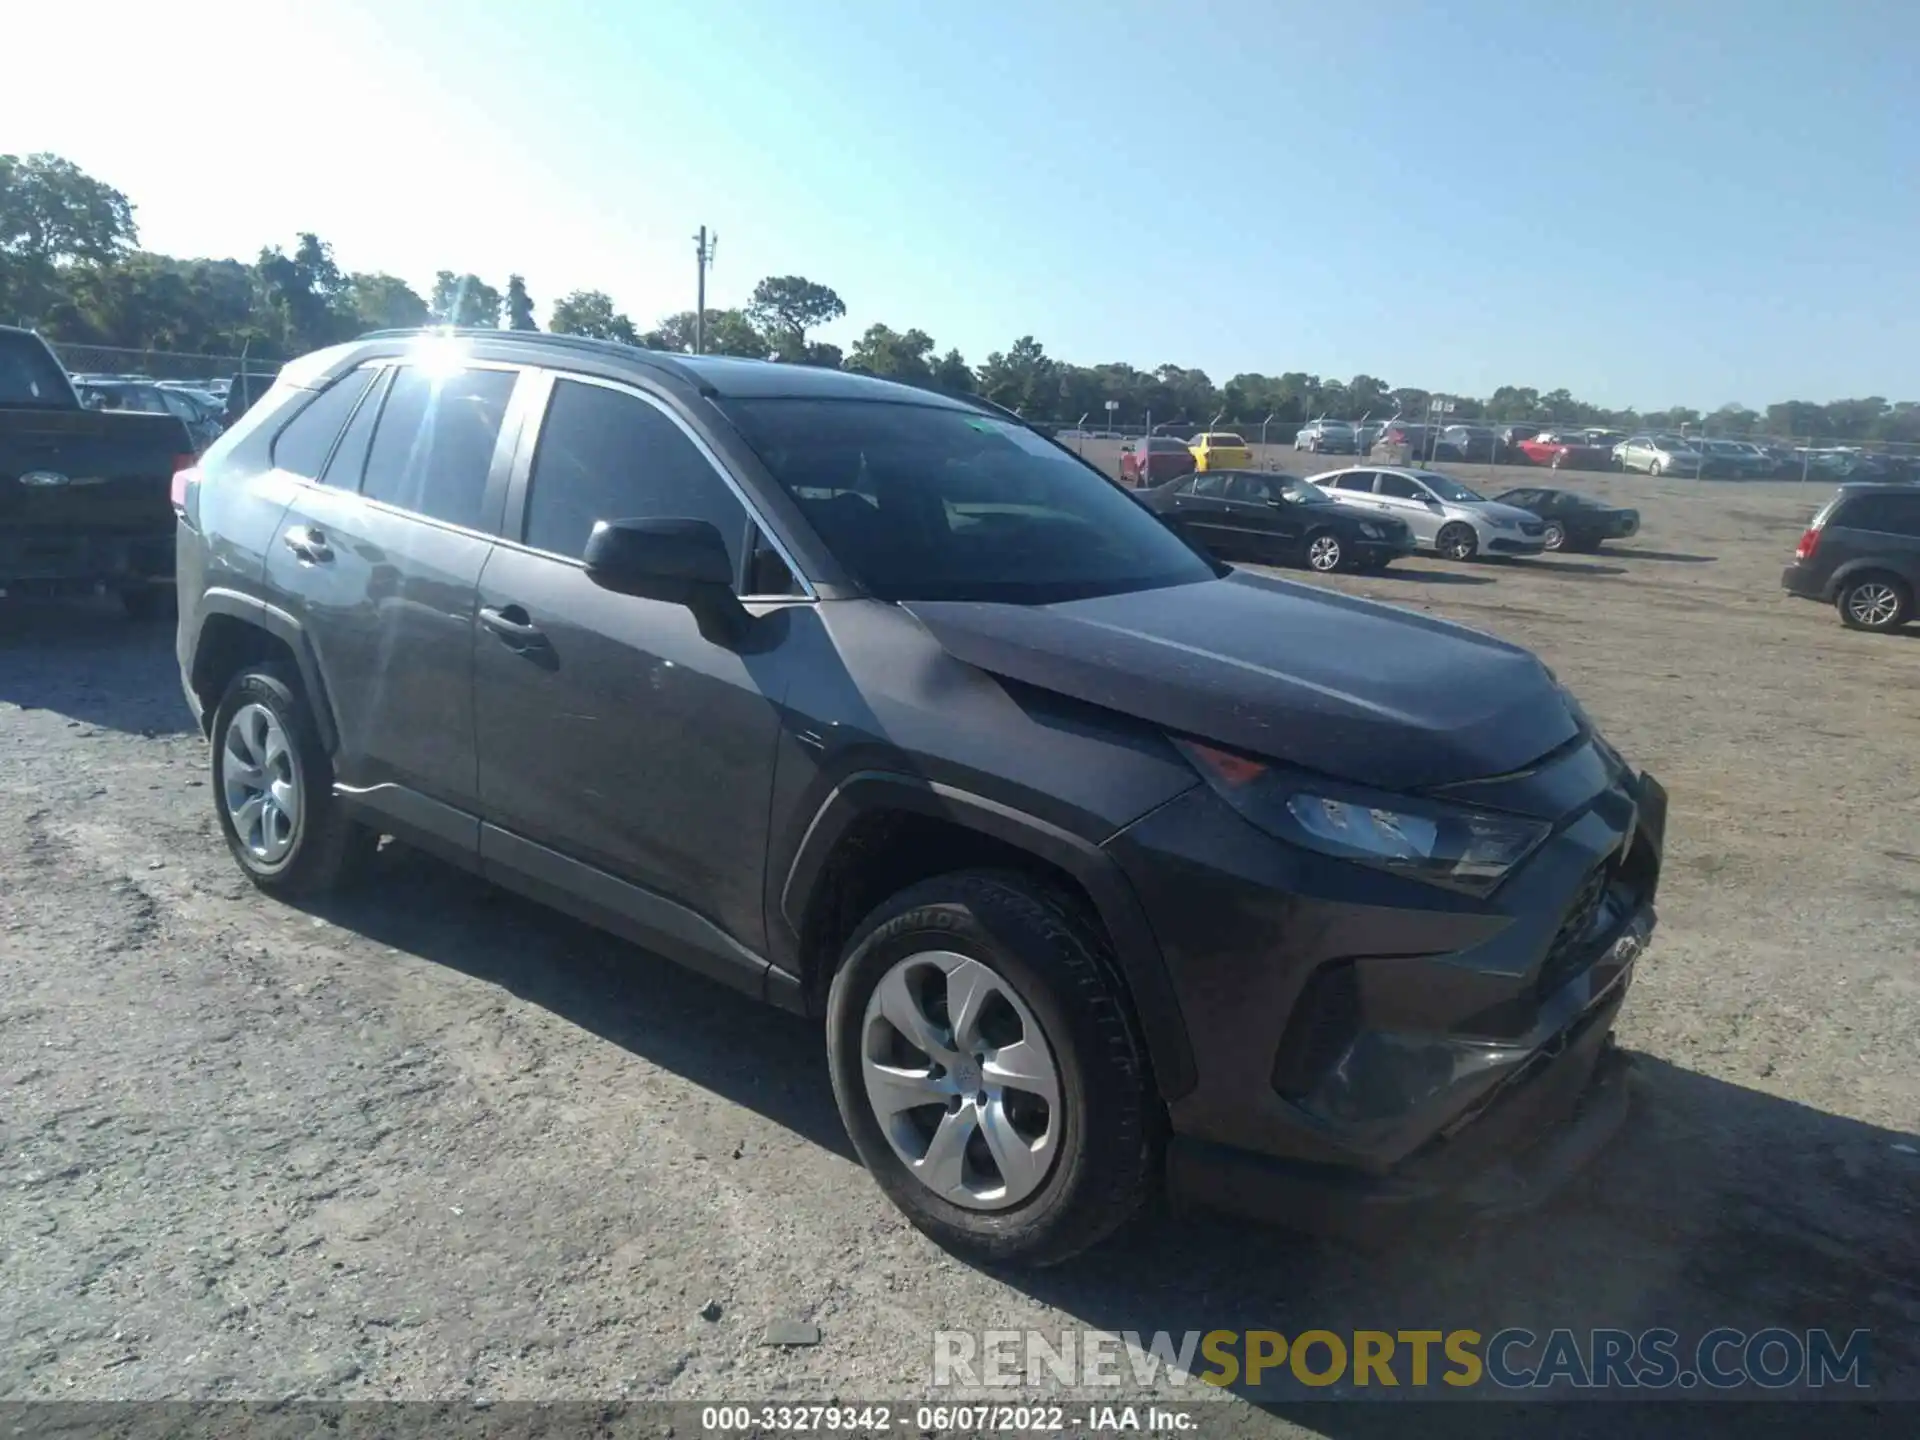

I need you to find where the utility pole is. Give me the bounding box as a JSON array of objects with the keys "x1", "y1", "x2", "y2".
[{"x1": 693, "y1": 226, "x2": 718, "y2": 354}]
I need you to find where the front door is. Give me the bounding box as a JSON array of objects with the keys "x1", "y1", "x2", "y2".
[
  {"x1": 473, "y1": 373, "x2": 800, "y2": 973},
  {"x1": 1372, "y1": 471, "x2": 1444, "y2": 545},
  {"x1": 1219, "y1": 472, "x2": 1301, "y2": 561}
]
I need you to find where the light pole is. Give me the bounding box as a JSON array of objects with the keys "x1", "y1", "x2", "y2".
[{"x1": 692, "y1": 226, "x2": 718, "y2": 354}]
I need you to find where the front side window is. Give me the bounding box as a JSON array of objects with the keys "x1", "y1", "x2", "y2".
[
  {"x1": 525, "y1": 379, "x2": 759, "y2": 577},
  {"x1": 362, "y1": 365, "x2": 517, "y2": 530},
  {"x1": 271, "y1": 369, "x2": 377, "y2": 481},
  {"x1": 720, "y1": 398, "x2": 1218, "y2": 604}
]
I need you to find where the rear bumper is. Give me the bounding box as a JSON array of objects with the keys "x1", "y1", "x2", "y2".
[
  {"x1": 0, "y1": 531, "x2": 174, "y2": 591},
  {"x1": 1780, "y1": 563, "x2": 1826, "y2": 600}
]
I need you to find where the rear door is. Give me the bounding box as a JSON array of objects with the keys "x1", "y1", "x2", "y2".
[
  {"x1": 1166, "y1": 471, "x2": 1235, "y2": 552},
  {"x1": 1832, "y1": 491, "x2": 1920, "y2": 584},
  {"x1": 263, "y1": 359, "x2": 526, "y2": 838},
  {"x1": 1221, "y1": 471, "x2": 1299, "y2": 559}
]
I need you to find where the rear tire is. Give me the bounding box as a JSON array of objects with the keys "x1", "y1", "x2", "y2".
[
  {"x1": 1650, "y1": 460, "x2": 1664, "y2": 477},
  {"x1": 1437, "y1": 522, "x2": 1479, "y2": 562},
  {"x1": 1836, "y1": 573, "x2": 1911, "y2": 632},
  {"x1": 826, "y1": 871, "x2": 1158, "y2": 1267},
  {"x1": 209, "y1": 663, "x2": 376, "y2": 897}
]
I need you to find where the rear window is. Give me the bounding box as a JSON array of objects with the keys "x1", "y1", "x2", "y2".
[
  {"x1": 0, "y1": 331, "x2": 73, "y2": 407},
  {"x1": 1211, "y1": 433, "x2": 1247, "y2": 447}
]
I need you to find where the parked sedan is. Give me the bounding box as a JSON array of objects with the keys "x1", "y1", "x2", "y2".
[
  {"x1": 1292, "y1": 420, "x2": 1357, "y2": 454},
  {"x1": 1120, "y1": 435, "x2": 1199, "y2": 487},
  {"x1": 1190, "y1": 431, "x2": 1254, "y2": 470},
  {"x1": 1138, "y1": 469, "x2": 1416, "y2": 572},
  {"x1": 1614, "y1": 434, "x2": 1704, "y2": 477},
  {"x1": 1695, "y1": 439, "x2": 1773, "y2": 479},
  {"x1": 1516, "y1": 430, "x2": 1617, "y2": 471},
  {"x1": 1436, "y1": 424, "x2": 1499, "y2": 462},
  {"x1": 1492, "y1": 486, "x2": 1641, "y2": 552},
  {"x1": 1316, "y1": 466, "x2": 1548, "y2": 560}
]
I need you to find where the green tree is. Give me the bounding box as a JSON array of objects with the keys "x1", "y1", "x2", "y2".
[
  {"x1": 800, "y1": 341, "x2": 843, "y2": 368},
  {"x1": 549, "y1": 289, "x2": 638, "y2": 344},
  {"x1": 701, "y1": 308, "x2": 769, "y2": 358},
  {"x1": 429, "y1": 271, "x2": 502, "y2": 328},
  {"x1": 747, "y1": 275, "x2": 845, "y2": 360},
  {"x1": 977, "y1": 335, "x2": 1055, "y2": 414},
  {"x1": 256, "y1": 233, "x2": 349, "y2": 351},
  {"x1": 346, "y1": 272, "x2": 429, "y2": 332},
  {"x1": 0, "y1": 152, "x2": 138, "y2": 321},
  {"x1": 639, "y1": 310, "x2": 697, "y2": 351},
  {"x1": 847, "y1": 323, "x2": 935, "y2": 383},
  {"x1": 505, "y1": 274, "x2": 537, "y2": 331}
]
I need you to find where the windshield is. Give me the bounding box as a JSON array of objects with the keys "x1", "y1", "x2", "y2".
[
  {"x1": 720, "y1": 398, "x2": 1219, "y2": 604},
  {"x1": 1277, "y1": 478, "x2": 1330, "y2": 503},
  {"x1": 1413, "y1": 471, "x2": 1485, "y2": 502}
]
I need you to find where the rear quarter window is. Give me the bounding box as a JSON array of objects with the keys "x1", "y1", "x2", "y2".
[{"x1": 270, "y1": 369, "x2": 379, "y2": 481}]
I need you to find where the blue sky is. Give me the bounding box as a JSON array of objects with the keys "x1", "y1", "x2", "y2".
[{"x1": 7, "y1": 0, "x2": 1915, "y2": 409}]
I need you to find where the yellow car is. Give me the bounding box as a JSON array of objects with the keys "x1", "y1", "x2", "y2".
[{"x1": 1190, "y1": 431, "x2": 1254, "y2": 471}]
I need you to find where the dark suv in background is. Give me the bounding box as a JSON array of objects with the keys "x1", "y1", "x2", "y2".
[
  {"x1": 176, "y1": 330, "x2": 1665, "y2": 1265},
  {"x1": 1780, "y1": 482, "x2": 1920, "y2": 631}
]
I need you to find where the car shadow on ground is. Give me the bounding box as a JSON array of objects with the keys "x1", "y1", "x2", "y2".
[
  {"x1": 1506, "y1": 556, "x2": 1629, "y2": 578},
  {"x1": 304, "y1": 843, "x2": 857, "y2": 1161},
  {"x1": 1603, "y1": 548, "x2": 1719, "y2": 564},
  {"x1": 310, "y1": 849, "x2": 1920, "y2": 1422},
  {"x1": 1352, "y1": 566, "x2": 1495, "y2": 587},
  {"x1": 0, "y1": 596, "x2": 198, "y2": 736}
]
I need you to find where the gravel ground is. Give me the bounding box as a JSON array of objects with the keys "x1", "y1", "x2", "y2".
[{"x1": 3, "y1": 468, "x2": 1917, "y2": 1429}]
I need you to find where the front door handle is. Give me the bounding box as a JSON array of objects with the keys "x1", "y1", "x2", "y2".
[
  {"x1": 478, "y1": 604, "x2": 546, "y2": 649},
  {"x1": 283, "y1": 525, "x2": 333, "y2": 563}
]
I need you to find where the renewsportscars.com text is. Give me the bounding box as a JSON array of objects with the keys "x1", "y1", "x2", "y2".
[{"x1": 933, "y1": 1327, "x2": 1872, "y2": 1392}]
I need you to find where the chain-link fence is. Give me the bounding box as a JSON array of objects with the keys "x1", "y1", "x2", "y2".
[{"x1": 47, "y1": 343, "x2": 282, "y2": 388}]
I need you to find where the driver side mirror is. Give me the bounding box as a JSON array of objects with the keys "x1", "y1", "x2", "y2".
[{"x1": 584, "y1": 517, "x2": 748, "y2": 644}]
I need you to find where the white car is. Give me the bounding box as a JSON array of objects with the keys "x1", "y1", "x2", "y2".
[
  {"x1": 1314, "y1": 466, "x2": 1548, "y2": 560},
  {"x1": 1614, "y1": 435, "x2": 1704, "y2": 476}
]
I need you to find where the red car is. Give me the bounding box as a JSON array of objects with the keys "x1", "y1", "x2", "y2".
[
  {"x1": 1516, "y1": 429, "x2": 1616, "y2": 471},
  {"x1": 1120, "y1": 435, "x2": 1198, "y2": 486}
]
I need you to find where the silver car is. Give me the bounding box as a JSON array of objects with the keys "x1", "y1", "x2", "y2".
[
  {"x1": 1614, "y1": 434, "x2": 1704, "y2": 476},
  {"x1": 1293, "y1": 419, "x2": 1357, "y2": 453},
  {"x1": 1315, "y1": 466, "x2": 1547, "y2": 560}
]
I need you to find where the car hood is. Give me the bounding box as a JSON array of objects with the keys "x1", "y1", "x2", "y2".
[{"x1": 902, "y1": 571, "x2": 1581, "y2": 792}]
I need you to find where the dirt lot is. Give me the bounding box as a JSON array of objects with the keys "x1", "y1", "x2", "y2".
[{"x1": 3, "y1": 466, "x2": 1918, "y2": 1427}]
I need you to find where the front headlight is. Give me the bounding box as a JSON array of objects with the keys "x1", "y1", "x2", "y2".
[
  {"x1": 1174, "y1": 739, "x2": 1551, "y2": 896},
  {"x1": 1486, "y1": 515, "x2": 1515, "y2": 530}
]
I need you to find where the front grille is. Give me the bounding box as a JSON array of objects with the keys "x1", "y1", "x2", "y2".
[
  {"x1": 1519, "y1": 521, "x2": 1546, "y2": 537},
  {"x1": 1535, "y1": 865, "x2": 1611, "y2": 998}
]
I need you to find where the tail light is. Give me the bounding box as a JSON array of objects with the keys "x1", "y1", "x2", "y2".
[
  {"x1": 172, "y1": 462, "x2": 202, "y2": 525},
  {"x1": 1794, "y1": 526, "x2": 1820, "y2": 560}
]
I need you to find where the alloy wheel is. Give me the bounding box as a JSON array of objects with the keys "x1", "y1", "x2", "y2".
[
  {"x1": 1543, "y1": 521, "x2": 1566, "y2": 551},
  {"x1": 859, "y1": 950, "x2": 1061, "y2": 1211},
  {"x1": 1847, "y1": 582, "x2": 1901, "y2": 629},
  {"x1": 221, "y1": 702, "x2": 302, "y2": 867},
  {"x1": 1307, "y1": 534, "x2": 1343, "y2": 572}
]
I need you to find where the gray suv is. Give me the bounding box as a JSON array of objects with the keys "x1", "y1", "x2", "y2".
[
  {"x1": 174, "y1": 330, "x2": 1665, "y2": 1265},
  {"x1": 1316, "y1": 465, "x2": 1547, "y2": 560},
  {"x1": 1780, "y1": 483, "x2": 1920, "y2": 631}
]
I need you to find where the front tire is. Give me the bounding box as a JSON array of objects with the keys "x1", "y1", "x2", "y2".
[
  {"x1": 826, "y1": 871, "x2": 1158, "y2": 1267},
  {"x1": 209, "y1": 663, "x2": 375, "y2": 897},
  {"x1": 1541, "y1": 520, "x2": 1567, "y2": 552},
  {"x1": 1304, "y1": 530, "x2": 1345, "y2": 573},
  {"x1": 1436, "y1": 522, "x2": 1479, "y2": 562},
  {"x1": 1837, "y1": 573, "x2": 1911, "y2": 632}
]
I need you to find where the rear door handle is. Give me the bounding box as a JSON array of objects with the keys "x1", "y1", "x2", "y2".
[
  {"x1": 478, "y1": 604, "x2": 546, "y2": 648},
  {"x1": 283, "y1": 525, "x2": 332, "y2": 563}
]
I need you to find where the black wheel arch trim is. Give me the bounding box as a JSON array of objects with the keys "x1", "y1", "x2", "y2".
[
  {"x1": 1823, "y1": 560, "x2": 1915, "y2": 603},
  {"x1": 780, "y1": 770, "x2": 1198, "y2": 1100},
  {"x1": 193, "y1": 588, "x2": 340, "y2": 754}
]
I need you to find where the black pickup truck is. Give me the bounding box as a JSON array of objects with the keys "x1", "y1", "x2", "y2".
[{"x1": 1, "y1": 326, "x2": 194, "y2": 617}]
